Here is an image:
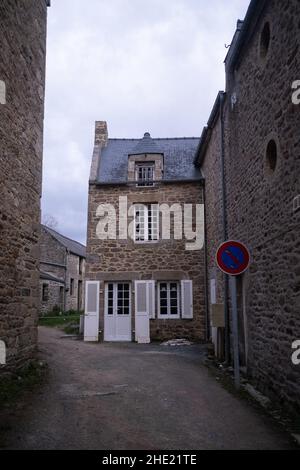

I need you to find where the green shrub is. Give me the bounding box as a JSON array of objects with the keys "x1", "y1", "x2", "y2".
[
  {"x1": 52, "y1": 305, "x2": 62, "y2": 316},
  {"x1": 64, "y1": 309, "x2": 84, "y2": 316}
]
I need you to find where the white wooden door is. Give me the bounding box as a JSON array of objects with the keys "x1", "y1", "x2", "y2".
[
  {"x1": 84, "y1": 281, "x2": 100, "y2": 342},
  {"x1": 104, "y1": 283, "x2": 131, "y2": 342}
]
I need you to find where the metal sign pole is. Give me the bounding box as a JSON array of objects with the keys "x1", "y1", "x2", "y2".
[
  {"x1": 216, "y1": 240, "x2": 250, "y2": 391},
  {"x1": 229, "y1": 275, "x2": 240, "y2": 390}
]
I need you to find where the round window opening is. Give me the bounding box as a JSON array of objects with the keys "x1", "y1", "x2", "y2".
[
  {"x1": 266, "y1": 139, "x2": 278, "y2": 174},
  {"x1": 260, "y1": 22, "x2": 271, "y2": 59}
]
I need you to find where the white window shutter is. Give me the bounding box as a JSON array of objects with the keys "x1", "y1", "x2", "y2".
[
  {"x1": 135, "y1": 281, "x2": 148, "y2": 315},
  {"x1": 84, "y1": 281, "x2": 100, "y2": 342},
  {"x1": 135, "y1": 281, "x2": 150, "y2": 343},
  {"x1": 181, "y1": 280, "x2": 193, "y2": 319},
  {"x1": 148, "y1": 281, "x2": 156, "y2": 319}
]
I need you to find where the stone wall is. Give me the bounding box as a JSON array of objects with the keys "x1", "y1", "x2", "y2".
[
  {"x1": 65, "y1": 253, "x2": 85, "y2": 312},
  {"x1": 40, "y1": 228, "x2": 66, "y2": 314},
  {"x1": 0, "y1": 0, "x2": 48, "y2": 371},
  {"x1": 40, "y1": 228, "x2": 86, "y2": 314},
  {"x1": 202, "y1": 0, "x2": 300, "y2": 411},
  {"x1": 86, "y1": 182, "x2": 206, "y2": 341},
  {"x1": 40, "y1": 279, "x2": 64, "y2": 316},
  {"x1": 201, "y1": 106, "x2": 227, "y2": 358},
  {"x1": 40, "y1": 227, "x2": 67, "y2": 268}
]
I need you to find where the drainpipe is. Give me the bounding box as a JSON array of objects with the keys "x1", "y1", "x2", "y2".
[
  {"x1": 202, "y1": 181, "x2": 211, "y2": 342},
  {"x1": 220, "y1": 92, "x2": 230, "y2": 364}
]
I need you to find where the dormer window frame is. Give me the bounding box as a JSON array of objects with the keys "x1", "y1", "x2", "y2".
[{"x1": 135, "y1": 161, "x2": 155, "y2": 187}]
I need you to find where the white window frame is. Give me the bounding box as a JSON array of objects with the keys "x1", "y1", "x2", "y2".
[
  {"x1": 134, "y1": 204, "x2": 159, "y2": 243},
  {"x1": 105, "y1": 282, "x2": 131, "y2": 317},
  {"x1": 157, "y1": 281, "x2": 181, "y2": 319},
  {"x1": 135, "y1": 162, "x2": 155, "y2": 187}
]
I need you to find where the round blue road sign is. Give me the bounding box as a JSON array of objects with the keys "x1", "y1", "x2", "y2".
[{"x1": 216, "y1": 240, "x2": 250, "y2": 276}]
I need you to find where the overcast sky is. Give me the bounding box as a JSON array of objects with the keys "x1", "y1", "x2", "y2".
[{"x1": 42, "y1": 0, "x2": 250, "y2": 245}]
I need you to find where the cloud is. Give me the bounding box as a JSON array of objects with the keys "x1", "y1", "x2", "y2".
[{"x1": 42, "y1": 0, "x2": 250, "y2": 244}]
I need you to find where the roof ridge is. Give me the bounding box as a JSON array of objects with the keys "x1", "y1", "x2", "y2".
[
  {"x1": 108, "y1": 137, "x2": 200, "y2": 141},
  {"x1": 42, "y1": 225, "x2": 86, "y2": 249}
]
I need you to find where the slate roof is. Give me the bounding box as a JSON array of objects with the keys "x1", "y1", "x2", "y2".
[
  {"x1": 129, "y1": 132, "x2": 162, "y2": 155},
  {"x1": 97, "y1": 133, "x2": 202, "y2": 184},
  {"x1": 40, "y1": 271, "x2": 65, "y2": 284},
  {"x1": 42, "y1": 225, "x2": 86, "y2": 258}
]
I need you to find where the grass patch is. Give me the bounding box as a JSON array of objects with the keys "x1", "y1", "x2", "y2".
[
  {"x1": 39, "y1": 314, "x2": 81, "y2": 335},
  {"x1": 39, "y1": 314, "x2": 80, "y2": 328}
]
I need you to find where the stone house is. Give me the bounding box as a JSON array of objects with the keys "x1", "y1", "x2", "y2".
[
  {"x1": 195, "y1": 0, "x2": 300, "y2": 411},
  {"x1": 0, "y1": 0, "x2": 49, "y2": 371},
  {"x1": 40, "y1": 225, "x2": 86, "y2": 315},
  {"x1": 85, "y1": 122, "x2": 206, "y2": 343}
]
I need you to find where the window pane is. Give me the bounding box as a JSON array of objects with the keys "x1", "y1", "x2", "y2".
[
  {"x1": 151, "y1": 205, "x2": 159, "y2": 241},
  {"x1": 107, "y1": 282, "x2": 114, "y2": 316},
  {"x1": 135, "y1": 205, "x2": 145, "y2": 241},
  {"x1": 160, "y1": 293, "x2": 167, "y2": 302},
  {"x1": 136, "y1": 163, "x2": 154, "y2": 187},
  {"x1": 170, "y1": 307, "x2": 178, "y2": 315},
  {"x1": 160, "y1": 307, "x2": 168, "y2": 315}
]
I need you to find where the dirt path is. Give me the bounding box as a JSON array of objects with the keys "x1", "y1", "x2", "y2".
[{"x1": 0, "y1": 327, "x2": 295, "y2": 450}]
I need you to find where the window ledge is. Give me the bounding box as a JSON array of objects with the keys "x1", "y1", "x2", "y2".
[
  {"x1": 134, "y1": 241, "x2": 159, "y2": 245},
  {"x1": 157, "y1": 316, "x2": 181, "y2": 320}
]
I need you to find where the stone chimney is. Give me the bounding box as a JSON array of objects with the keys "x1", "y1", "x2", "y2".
[
  {"x1": 89, "y1": 121, "x2": 108, "y2": 182},
  {"x1": 94, "y1": 121, "x2": 108, "y2": 147}
]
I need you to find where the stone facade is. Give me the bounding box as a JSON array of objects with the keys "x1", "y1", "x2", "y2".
[
  {"x1": 87, "y1": 182, "x2": 205, "y2": 341},
  {"x1": 86, "y1": 124, "x2": 206, "y2": 342},
  {"x1": 198, "y1": 0, "x2": 300, "y2": 412},
  {"x1": 0, "y1": 0, "x2": 49, "y2": 371},
  {"x1": 40, "y1": 226, "x2": 86, "y2": 315},
  {"x1": 40, "y1": 275, "x2": 64, "y2": 315}
]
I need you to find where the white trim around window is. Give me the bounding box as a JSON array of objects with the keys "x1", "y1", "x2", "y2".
[{"x1": 157, "y1": 281, "x2": 181, "y2": 319}]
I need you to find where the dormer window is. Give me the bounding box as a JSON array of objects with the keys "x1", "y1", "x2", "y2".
[
  {"x1": 127, "y1": 133, "x2": 164, "y2": 184},
  {"x1": 136, "y1": 162, "x2": 155, "y2": 187}
]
